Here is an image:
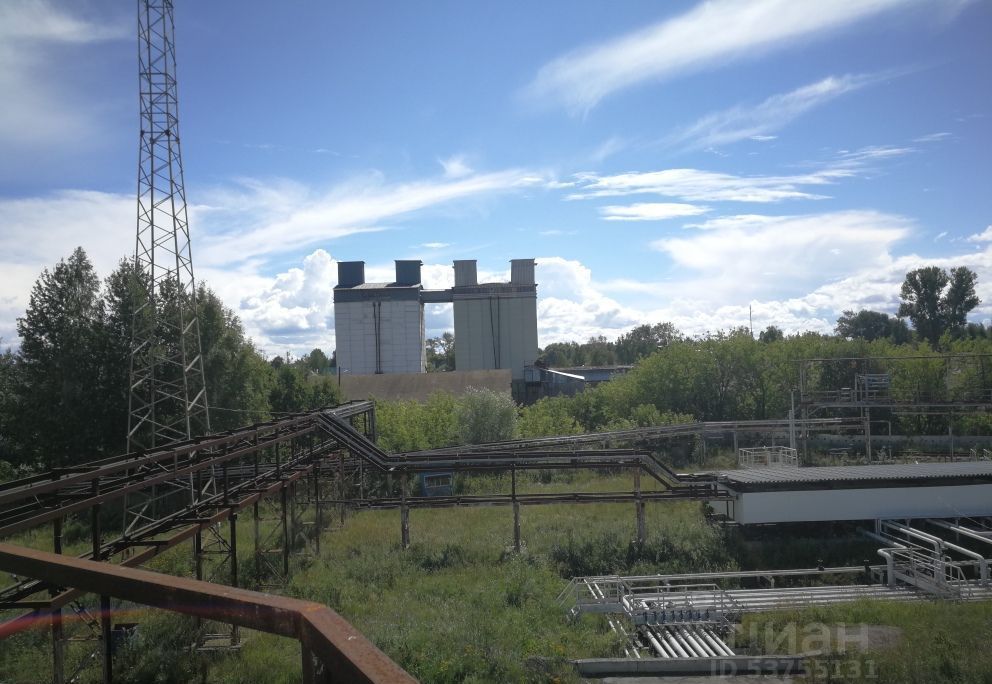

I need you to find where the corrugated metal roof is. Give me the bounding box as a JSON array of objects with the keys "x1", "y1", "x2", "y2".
[{"x1": 718, "y1": 460, "x2": 992, "y2": 485}]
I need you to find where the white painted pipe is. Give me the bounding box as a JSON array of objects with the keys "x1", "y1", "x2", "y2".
[
  {"x1": 888, "y1": 521, "x2": 988, "y2": 583},
  {"x1": 663, "y1": 628, "x2": 691, "y2": 658},
  {"x1": 671, "y1": 626, "x2": 702, "y2": 657},
  {"x1": 701, "y1": 628, "x2": 735, "y2": 656},
  {"x1": 679, "y1": 626, "x2": 715, "y2": 657},
  {"x1": 643, "y1": 627, "x2": 669, "y2": 658},
  {"x1": 692, "y1": 627, "x2": 720, "y2": 657},
  {"x1": 653, "y1": 630, "x2": 678, "y2": 659}
]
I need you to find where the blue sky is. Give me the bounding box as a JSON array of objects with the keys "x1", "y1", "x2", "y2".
[{"x1": 1, "y1": 0, "x2": 990, "y2": 357}]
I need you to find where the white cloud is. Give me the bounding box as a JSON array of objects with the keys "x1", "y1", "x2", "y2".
[
  {"x1": 967, "y1": 226, "x2": 992, "y2": 243},
  {"x1": 534, "y1": 257, "x2": 641, "y2": 343},
  {"x1": 914, "y1": 131, "x2": 952, "y2": 143},
  {"x1": 934, "y1": 231, "x2": 948, "y2": 242},
  {"x1": 0, "y1": 191, "x2": 135, "y2": 343},
  {"x1": 438, "y1": 154, "x2": 473, "y2": 179},
  {"x1": 196, "y1": 167, "x2": 546, "y2": 260},
  {"x1": 196, "y1": 167, "x2": 537, "y2": 267},
  {"x1": 566, "y1": 145, "x2": 914, "y2": 204},
  {"x1": 419, "y1": 242, "x2": 451, "y2": 249},
  {"x1": 524, "y1": 0, "x2": 921, "y2": 113},
  {"x1": 234, "y1": 249, "x2": 338, "y2": 355},
  {"x1": 669, "y1": 74, "x2": 876, "y2": 150},
  {"x1": 590, "y1": 136, "x2": 629, "y2": 163},
  {"x1": 652, "y1": 210, "x2": 912, "y2": 299},
  {"x1": 0, "y1": 1, "x2": 127, "y2": 148},
  {"x1": 569, "y1": 168, "x2": 839, "y2": 203},
  {"x1": 600, "y1": 203, "x2": 709, "y2": 221}
]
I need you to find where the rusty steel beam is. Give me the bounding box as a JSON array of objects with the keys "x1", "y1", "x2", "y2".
[
  {"x1": 0, "y1": 401, "x2": 373, "y2": 508},
  {"x1": 0, "y1": 454, "x2": 321, "y2": 619},
  {"x1": 0, "y1": 426, "x2": 327, "y2": 538},
  {"x1": 324, "y1": 488, "x2": 729, "y2": 510},
  {"x1": 0, "y1": 543, "x2": 415, "y2": 683}
]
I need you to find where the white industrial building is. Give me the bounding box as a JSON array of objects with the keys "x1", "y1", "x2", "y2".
[
  {"x1": 333, "y1": 261, "x2": 426, "y2": 375},
  {"x1": 450, "y1": 259, "x2": 538, "y2": 381},
  {"x1": 707, "y1": 461, "x2": 992, "y2": 525},
  {"x1": 333, "y1": 258, "x2": 539, "y2": 382}
]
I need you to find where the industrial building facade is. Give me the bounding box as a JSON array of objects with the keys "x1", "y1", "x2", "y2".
[{"x1": 333, "y1": 258, "x2": 538, "y2": 381}]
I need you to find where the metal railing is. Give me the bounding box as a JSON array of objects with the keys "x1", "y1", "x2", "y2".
[{"x1": 0, "y1": 543, "x2": 414, "y2": 683}]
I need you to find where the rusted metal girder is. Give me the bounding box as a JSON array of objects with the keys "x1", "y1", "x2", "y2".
[
  {"x1": 0, "y1": 454, "x2": 319, "y2": 621},
  {"x1": 323, "y1": 488, "x2": 729, "y2": 510},
  {"x1": 0, "y1": 543, "x2": 416, "y2": 683}
]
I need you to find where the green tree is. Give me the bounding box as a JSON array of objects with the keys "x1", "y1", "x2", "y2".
[
  {"x1": 944, "y1": 267, "x2": 981, "y2": 331},
  {"x1": 195, "y1": 285, "x2": 274, "y2": 429},
  {"x1": 518, "y1": 396, "x2": 583, "y2": 438},
  {"x1": 835, "y1": 309, "x2": 911, "y2": 343},
  {"x1": 758, "y1": 326, "x2": 784, "y2": 343},
  {"x1": 899, "y1": 266, "x2": 980, "y2": 346},
  {"x1": 0, "y1": 344, "x2": 21, "y2": 465},
  {"x1": 455, "y1": 387, "x2": 517, "y2": 444},
  {"x1": 615, "y1": 322, "x2": 683, "y2": 363},
  {"x1": 425, "y1": 332, "x2": 455, "y2": 371},
  {"x1": 300, "y1": 348, "x2": 330, "y2": 373},
  {"x1": 15, "y1": 248, "x2": 105, "y2": 467}
]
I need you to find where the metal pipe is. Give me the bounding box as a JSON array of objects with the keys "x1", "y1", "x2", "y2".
[
  {"x1": 877, "y1": 548, "x2": 896, "y2": 588},
  {"x1": 670, "y1": 626, "x2": 700, "y2": 657},
  {"x1": 887, "y1": 521, "x2": 988, "y2": 582},
  {"x1": 662, "y1": 628, "x2": 690, "y2": 658},
  {"x1": 643, "y1": 627, "x2": 669, "y2": 658},
  {"x1": 702, "y1": 628, "x2": 735, "y2": 656},
  {"x1": 680, "y1": 626, "x2": 716, "y2": 656}
]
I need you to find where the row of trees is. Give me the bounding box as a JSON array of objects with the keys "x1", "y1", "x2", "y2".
[
  {"x1": 534, "y1": 267, "x2": 982, "y2": 368},
  {"x1": 0, "y1": 248, "x2": 340, "y2": 470}
]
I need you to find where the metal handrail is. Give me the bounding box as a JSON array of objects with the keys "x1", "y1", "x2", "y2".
[{"x1": 0, "y1": 543, "x2": 415, "y2": 683}]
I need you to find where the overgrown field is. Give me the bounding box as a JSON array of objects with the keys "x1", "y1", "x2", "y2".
[
  {"x1": 740, "y1": 600, "x2": 992, "y2": 684},
  {"x1": 0, "y1": 473, "x2": 987, "y2": 683}
]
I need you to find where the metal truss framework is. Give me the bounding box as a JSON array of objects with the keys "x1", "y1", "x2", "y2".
[
  {"x1": 0, "y1": 405, "x2": 866, "y2": 682},
  {"x1": 129, "y1": 0, "x2": 210, "y2": 451},
  {"x1": 798, "y1": 354, "x2": 992, "y2": 460}
]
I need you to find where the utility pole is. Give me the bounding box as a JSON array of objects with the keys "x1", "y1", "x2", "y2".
[{"x1": 128, "y1": 0, "x2": 211, "y2": 451}]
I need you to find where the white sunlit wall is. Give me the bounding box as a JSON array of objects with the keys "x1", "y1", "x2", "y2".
[
  {"x1": 333, "y1": 260, "x2": 426, "y2": 375},
  {"x1": 333, "y1": 258, "x2": 538, "y2": 380},
  {"x1": 452, "y1": 259, "x2": 538, "y2": 381}
]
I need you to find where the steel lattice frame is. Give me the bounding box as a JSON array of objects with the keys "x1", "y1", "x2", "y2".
[{"x1": 129, "y1": 0, "x2": 210, "y2": 451}]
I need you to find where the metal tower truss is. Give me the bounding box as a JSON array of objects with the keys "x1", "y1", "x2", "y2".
[{"x1": 128, "y1": 0, "x2": 210, "y2": 452}]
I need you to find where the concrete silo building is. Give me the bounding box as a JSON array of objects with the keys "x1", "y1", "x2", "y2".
[
  {"x1": 450, "y1": 259, "x2": 538, "y2": 382},
  {"x1": 332, "y1": 258, "x2": 538, "y2": 392},
  {"x1": 333, "y1": 260, "x2": 426, "y2": 375}
]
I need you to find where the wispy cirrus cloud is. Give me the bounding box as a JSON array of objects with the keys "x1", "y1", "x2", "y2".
[
  {"x1": 0, "y1": 1, "x2": 127, "y2": 148},
  {"x1": 566, "y1": 145, "x2": 914, "y2": 204},
  {"x1": 668, "y1": 73, "x2": 878, "y2": 150},
  {"x1": 567, "y1": 168, "x2": 841, "y2": 203},
  {"x1": 599, "y1": 202, "x2": 709, "y2": 222},
  {"x1": 197, "y1": 168, "x2": 540, "y2": 267},
  {"x1": 523, "y1": 0, "x2": 933, "y2": 113},
  {"x1": 913, "y1": 131, "x2": 952, "y2": 143}
]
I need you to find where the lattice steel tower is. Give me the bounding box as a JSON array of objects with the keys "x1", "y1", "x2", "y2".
[{"x1": 128, "y1": 0, "x2": 210, "y2": 450}]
